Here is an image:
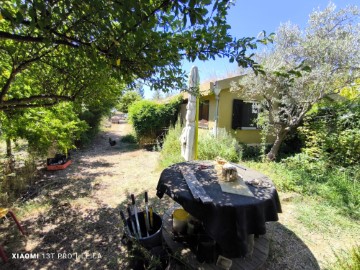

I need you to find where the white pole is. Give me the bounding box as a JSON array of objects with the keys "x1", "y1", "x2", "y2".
[
  {"x1": 214, "y1": 94, "x2": 220, "y2": 138},
  {"x1": 213, "y1": 82, "x2": 221, "y2": 138}
]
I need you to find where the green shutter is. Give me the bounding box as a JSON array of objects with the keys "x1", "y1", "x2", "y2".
[{"x1": 232, "y1": 99, "x2": 243, "y2": 129}]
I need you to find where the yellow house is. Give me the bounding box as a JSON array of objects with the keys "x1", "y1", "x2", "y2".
[{"x1": 183, "y1": 75, "x2": 271, "y2": 144}]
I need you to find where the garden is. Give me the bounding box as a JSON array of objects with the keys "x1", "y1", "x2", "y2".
[{"x1": 0, "y1": 1, "x2": 359, "y2": 269}]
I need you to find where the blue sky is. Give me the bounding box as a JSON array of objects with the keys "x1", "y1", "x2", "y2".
[{"x1": 144, "y1": 0, "x2": 359, "y2": 98}]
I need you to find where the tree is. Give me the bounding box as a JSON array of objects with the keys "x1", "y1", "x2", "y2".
[
  {"x1": 116, "y1": 91, "x2": 142, "y2": 113},
  {"x1": 0, "y1": 0, "x2": 267, "y2": 113},
  {"x1": 231, "y1": 4, "x2": 360, "y2": 160},
  {"x1": 134, "y1": 82, "x2": 145, "y2": 99},
  {"x1": 152, "y1": 89, "x2": 163, "y2": 100}
]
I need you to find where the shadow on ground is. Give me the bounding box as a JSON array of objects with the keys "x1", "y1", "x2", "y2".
[
  {"x1": 263, "y1": 222, "x2": 320, "y2": 270},
  {"x1": 1, "y1": 202, "x2": 320, "y2": 270},
  {"x1": 2, "y1": 206, "x2": 125, "y2": 269},
  {"x1": 0, "y1": 123, "x2": 320, "y2": 269}
]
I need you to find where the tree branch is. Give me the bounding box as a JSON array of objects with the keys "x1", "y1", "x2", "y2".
[
  {"x1": 0, "y1": 31, "x2": 80, "y2": 48},
  {"x1": 0, "y1": 95, "x2": 75, "y2": 111},
  {"x1": 0, "y1": 49, "x2": 56, "y2": 101}
]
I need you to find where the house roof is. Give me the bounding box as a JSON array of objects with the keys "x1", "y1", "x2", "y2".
[
  {"x1": 199, "y1": 75, "x2": 244, "y2": 97},
  {"x1": 181, "y1": 75, "x2": 244, "y2": 99}
]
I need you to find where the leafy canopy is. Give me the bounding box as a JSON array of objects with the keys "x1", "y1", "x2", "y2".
[
  {"x1": 116, "y1": 91, "x2": 142, "y2": 113},
  {"x1": 0, "y1": 0, "x2": 268, "y2": 112}
]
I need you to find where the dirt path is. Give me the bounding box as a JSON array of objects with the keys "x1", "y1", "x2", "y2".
[{"x1": 3, "y1": 121, "x2": 171, "y2": 270}]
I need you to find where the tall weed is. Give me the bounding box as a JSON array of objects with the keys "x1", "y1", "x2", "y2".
[
  {"x1": 159, "y1": 121, "x2": 184, "y2": 168},
  {"x1": 327, "y1": 245, "x2": 360, "y2": 270},
  {"x1": 248, "y1": 153, "x2": 360, "y2": 219},
  {"x1": 198, "y1": 128, "x2": 239, "y2": 162},
  {"x1": 160, "y1": 125, "x2": 239, "y2": 169}
]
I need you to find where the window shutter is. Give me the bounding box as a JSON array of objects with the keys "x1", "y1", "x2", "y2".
[
  {"x1": 232, "y1": 99, "x2": 258, "y2": 129},
  {"x1": 232, "y1": 99, "x2": 243, "y2": 129}
]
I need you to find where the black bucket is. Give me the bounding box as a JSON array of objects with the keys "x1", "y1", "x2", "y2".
[{"x1": 126, "y1": 211, "x2": 163, "y2": 249}]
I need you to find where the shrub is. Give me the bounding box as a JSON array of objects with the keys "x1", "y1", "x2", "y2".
[
  {"x1": 121, "y1": 134, "x2": 138, "y2": 144},
  {"x1": 78, "y1": 109, "x2": 102, "y2": 146},
  {"x1": 159, "y1": 121, "x2": 184, "y2": 168},
  {"x1": 116, "y1": 91, "x2": 142, "y2": 113},
  {"x1": 128, "y1": 95, "x2": 182, "y2": 144},
  {"x1": 198, "y1": 129, "x2": 239, "y2": 162},
  {"x1": 238, "y1": 144, "x2": 262, "y2": 161},
  {"x1": 299, "y1": 98, "x2": 360, "y2": 167},
  {"x1": 160, "y1": 125, "x2": 239, "y2": 168}
]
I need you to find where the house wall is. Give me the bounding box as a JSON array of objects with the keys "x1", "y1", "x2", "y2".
[{"x1": 201, "y1": 88, "x2": 270, "y2": 144}]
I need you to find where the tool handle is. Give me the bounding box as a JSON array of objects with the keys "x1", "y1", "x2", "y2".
[
  {"x1": 143, "y1": 212, "x2": 150, "y2": 236},
  {"x1": 149, "y1": 206, "x2": 154, "y2": 228},
  {"x1": 127, "y1": 206, "x2": 132, "y2": 218},
  {"x1": 120, "y1": 210, "x2": 127, "y2": 223},
  {"x1": 131, "y1": 194, "x2": 136, "y2": 205},
  {"x1": 145, "y1": 191, "x2": 148, "y2": 203}
]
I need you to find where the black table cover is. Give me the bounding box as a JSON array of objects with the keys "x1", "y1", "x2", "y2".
[{"x1": 156, "y1": 161, "x2": 282, "y2": 258}]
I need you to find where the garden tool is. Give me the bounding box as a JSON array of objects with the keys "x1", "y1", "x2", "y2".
[
  {"x1": 149, "y1": 206, "x2": 154, "y2": 228},
  {"x1": 144, "y1": 191, "x2": 150, "y2": 236},
  {"x1": 127, "y1": 206, "x2": 139, "y2": 239},
  {"x1": 120, "y1": 210, "x2": 131, "y2": 237},
  {"x1": 131, "y1": 194, "x2": 142, "y2": 239}
]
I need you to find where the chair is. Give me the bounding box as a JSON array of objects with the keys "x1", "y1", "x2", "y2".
[{"x1": 0, "y1": 208, "x2": 26, "y2": 263}]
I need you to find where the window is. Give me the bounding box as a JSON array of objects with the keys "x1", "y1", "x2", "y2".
[
  {"x1": 232, "y1": 99, "x2": 258, "y2": 129},
  {"x1": 199, "y1": 100, "x2": 209, "y2": 121}
]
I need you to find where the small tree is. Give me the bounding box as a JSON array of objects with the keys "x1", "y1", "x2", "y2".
[
  {"x1": 231, "y1": 4, "x2": 360, "y2": 160},
  {"x1": 116, "y1": 91, "x2": 142, "y2": 113}
]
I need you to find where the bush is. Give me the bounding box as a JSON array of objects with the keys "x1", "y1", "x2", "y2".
[
  {"x1": 299, "y1": 98, "x2": 360, "y2": 167},
  {"x1": 198, "y1": 129, "x2": 239, "y2": 162},
  {"x1": 120, "y1": 134, "x2": 138, "y2": 144},
  {"x1": 159, "y1": 121, "x2": 184, "y2": 168},
  {"x1": 128, "y1": 95, "x2": 182, "y2": 144},
  {"x1": 78, "y1": 109, "x2": 101, "y2": 146},
  {"x1": 238, "y1": 144, "x2": 263, "y2": 161}
]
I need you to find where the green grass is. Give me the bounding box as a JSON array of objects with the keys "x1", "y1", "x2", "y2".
[
  {"x1": 327, "y1": 245, "x2": 360, "y2": 270},
  {"x1": 293, "y1": 198, "x2": 359, "y2": 236},
  {"x1": 245, "y1": 154, "x2": 360, "y2": 220},
  {"x1": 16, "y1": 200, "x2": 52, "y2": 219}
]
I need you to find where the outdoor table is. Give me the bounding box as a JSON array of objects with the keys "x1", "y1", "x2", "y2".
[{"x1": 156, "y1": 160, "x2": 282, "y2": 258}]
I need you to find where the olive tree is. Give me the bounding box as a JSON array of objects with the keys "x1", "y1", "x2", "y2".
[{"x1": 231, "y1": 3, "x2": 360, "y2": 160}]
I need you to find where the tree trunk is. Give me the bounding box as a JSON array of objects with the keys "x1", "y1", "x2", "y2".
[
  {"x1": 267, "y1": 128, "x2": 289, "y2": 161},
  {"x1": 4, "y1": 137, "x2": 15, "y2": 174},
  {"x1": 6, "y1": 137, "x2": 12, "y2": 157}
]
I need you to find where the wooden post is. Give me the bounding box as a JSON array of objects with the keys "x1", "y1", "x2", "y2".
[{"x1": 194, "y1": 96, "x2": 199, "y2": 160}]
